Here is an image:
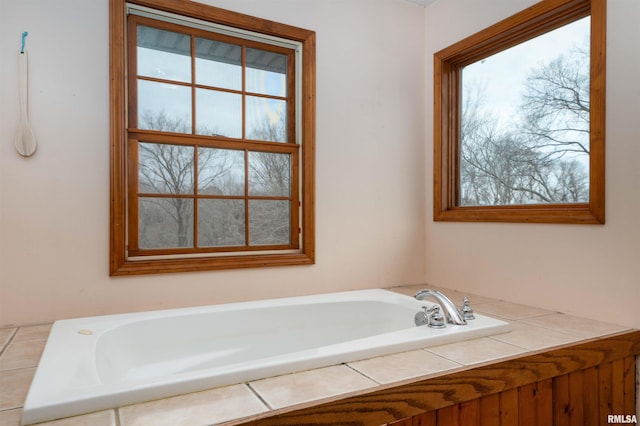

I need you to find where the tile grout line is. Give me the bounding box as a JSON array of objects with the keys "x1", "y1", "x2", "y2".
[
  {"x1": 0, "y1": 326, "x2": 41, "y2": 417},
  {"x1": 343, "y1": 362, "x2": 382, "y2": 385},
  {"x1": 0, "y1": 327, "x2": 19, "y2": 358},
  {"x1": 9, "y1": 324, "x2": 53, "y2": 344},
  {"x1": 486, "y1": 335, "x2": 532, "y2": 352},
  {"x1": 245, "y1": 383, "x2": 274, "y2": 411},
  {"x1": 0, "y1": 341, "x2": 48, "y2": 374},
  {"x1": 0, "y1": 365, "x2": 40, "y2": 374},
  {"x1": 418, "y1": 347, "x2": 465, "y2": 368},
  {"x1": 0, "y1": 365, "x2": 38, "y2": 415}
]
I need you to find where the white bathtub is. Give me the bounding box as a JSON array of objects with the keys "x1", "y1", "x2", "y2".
[{"x1": 22, "y1": 289, "x2": 509, "y2": 425}]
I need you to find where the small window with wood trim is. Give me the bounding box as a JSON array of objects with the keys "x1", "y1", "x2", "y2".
[
  {"x1": 110, "y1": 0, "x2": 315, "y2": 275},
  {"x1": 434, "y1": 0, "x2": 605, "y2": 224}
]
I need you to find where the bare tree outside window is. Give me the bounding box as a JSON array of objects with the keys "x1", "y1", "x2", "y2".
[
  {"x1": 137, "y1": 111, "x2": 292, "y2": 249},
  {"x1": 459, "y1": 17, "x2": 590, "y2": 207}
]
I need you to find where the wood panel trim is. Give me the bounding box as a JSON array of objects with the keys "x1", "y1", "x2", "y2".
[
  {"x1": 109, "y1": 0, "x2": 127, "y2": 275},
  {"x1": 129, "y1": 0, "x2": 314, "y2": 42},
  {"x1": 234, "y1": 331, "x2": 640, "y2": 426},
  {"x1": 386, "y1": 358, "x2": 634, "y2": 426}
]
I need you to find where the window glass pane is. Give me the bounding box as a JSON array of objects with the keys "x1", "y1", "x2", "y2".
[
  {"x1": 139, "y1": 198, "x2": 193, "y2": 248},
  {"x1": 198, "y1": 199, "x2": 245, "y2": 247},
  {"x1": 249, "y1": 200, "x2": 290, "y2": 246},
  {"x1": 246, "y1": 96, "x2": 287, "y2": 142},
  {"x1": 139, "y1": 143, "x2": 194, "y2": 194},
  {"x1": 196, "y1": 88, "x2": 242, "y2": 138},
  {"x1": 138, "y1": 80, "x2": 192, "y2": 133},
  {"x1": 198, "y1": 148, "x2": 245, "y2": 196},
  {"x1": 246, "y1": 48, "x2": 287, "y2": 97},
  {"x1": 137, "y1": 25, "x2": 191, "y2": 83},
  {"x1": 459, "y1": 17, "x2": 590, "y2": 206},
  {"x1": 248, "y1": 152, "x2": 290, "y2": 196},
  {"x1": 195, "y1": 38, "x2": 242, "y2": 90}
]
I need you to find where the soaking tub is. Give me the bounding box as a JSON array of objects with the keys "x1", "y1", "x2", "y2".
[{"x1": 22, "y1": 289, "x2": 509, "y2": 425}]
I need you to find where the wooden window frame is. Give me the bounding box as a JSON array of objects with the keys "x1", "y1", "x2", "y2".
[
  {"x1": 110, "y1": 0, "x2": 316, "y2": 275},
  {"x1": 434, "y1": 0, "x2": 605, "y2": 224},
  {"x1": 127, "y1": 17, "x2": 299, "y2": 256}
]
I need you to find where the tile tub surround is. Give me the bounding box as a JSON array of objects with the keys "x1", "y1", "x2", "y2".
[{"x1": 0, "y1": 287, "x2": 634, "y2": 426}]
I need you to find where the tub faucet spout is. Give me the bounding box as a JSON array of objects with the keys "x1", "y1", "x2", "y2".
[{"x1": 414, "y1": 289, "x2": 467, "y2": 325}]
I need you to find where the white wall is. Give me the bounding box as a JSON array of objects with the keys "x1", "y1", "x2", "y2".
[
  {"x1": 4, "y1": 0, "x2": 636, "y2": 331},
  {"x1": 425, "y1": 0, "x2": 640, "y2": 328},
  {"x1": 0, "y1": 0, "x2": 426, "y2": 327}
]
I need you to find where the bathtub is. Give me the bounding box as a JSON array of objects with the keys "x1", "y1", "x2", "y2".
[{"x1": 22, "y1": 289, "x2": 509, "y2": 425}]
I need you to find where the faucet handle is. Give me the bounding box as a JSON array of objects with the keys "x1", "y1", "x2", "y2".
[
  {"x1": 426, "y1": 305, "x2": 446, "y2": 328},
  {"x1": 461, "y1": 296, "x2": 475, "y2": 320},
  {"x1": 414, "y1": 305, "x2": 446, "y2": 328},
  {"x1": 414, "y1": 306, "x2": 430, "y2": 327}
]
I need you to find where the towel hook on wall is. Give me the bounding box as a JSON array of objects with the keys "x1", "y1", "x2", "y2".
[
  {"x1": 20, "y1": 31, "x2": 28, "y2": 54},
  {"x1": 15, "y1": 30, "x2": 38, "y2": 157}
]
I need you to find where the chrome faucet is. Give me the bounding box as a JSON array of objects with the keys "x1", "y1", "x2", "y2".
[{"x1": 415, "y1": 289, "x2": 467, "y2": 325}]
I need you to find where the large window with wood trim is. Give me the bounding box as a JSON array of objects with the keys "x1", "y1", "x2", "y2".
[
  {"x1": 434, "y1": 0, "x2": 605, "y2": 224},
  {"x1": 110, "y1": 0, "x2": 315, "y2": 275}
]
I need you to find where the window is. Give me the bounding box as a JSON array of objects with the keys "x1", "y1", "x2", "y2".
[
  {"x1": 110, "y1": 0, "x2": 316, "y2": 275},
  {"x1": 434, "y1": 0, "x2": 605, "y2": 223}
]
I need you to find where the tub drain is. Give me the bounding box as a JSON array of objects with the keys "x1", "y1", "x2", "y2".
[{"x1": 78, "y1": 329, "x2": 93, "y2": 335}]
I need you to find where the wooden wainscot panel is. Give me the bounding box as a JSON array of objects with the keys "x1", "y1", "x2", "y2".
[{"x1": 235, "y1": 331, "x2": 640, "y2": 426}]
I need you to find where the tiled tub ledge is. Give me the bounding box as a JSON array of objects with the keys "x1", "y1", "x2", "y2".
[{"x1": 0, "y1": 286, "x2": 636, "y2": 426}]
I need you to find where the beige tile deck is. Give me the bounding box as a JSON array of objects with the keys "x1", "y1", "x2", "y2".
[
  {"x1": 0, "y1": 329, "x2": 16, "y2": 349},
  {"x1": 33, "y1": 410, "x2": 116, "y2": 426},
  {"x1": 475, "y1": 300, "x2": 557, "y2": 320},
  {"x1": 12, "y1": 325, "x2": 51, "y2": 343},
  {"x1": 0, "y1": 409, "x2": 22, "y2": 426},
  {"x1": 521, "y1": 313, "x2": 630, "y2": 339},
  {"x1": 119, "y1": 385, "x2": 267, "y2": 426},
  {"x1": 0, "y1": 340, "x2": 46, "y2": 371},
  {"x1": 249, "y1": 365, "x2": 377, "y2": 409},
  {"x1": 348, "y1": 349, "x2": 461, "y2": 384},
  {"x1": 0, "y1": 368, "x2": 36, "y2": 411},
  {"x1": 489, "y1": 321, "x2": 581, "y2": 351},
  {"x1": 427, "y1": 337, "x2": 527, "y2": 366}
]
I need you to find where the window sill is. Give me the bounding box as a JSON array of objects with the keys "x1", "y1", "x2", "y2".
[
  {"x1": 110, "y1": 252, "x2": 314, "y2": 276},
  {"x1": 434, "y1": 203, "x2": 604, "y2": 224}
]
